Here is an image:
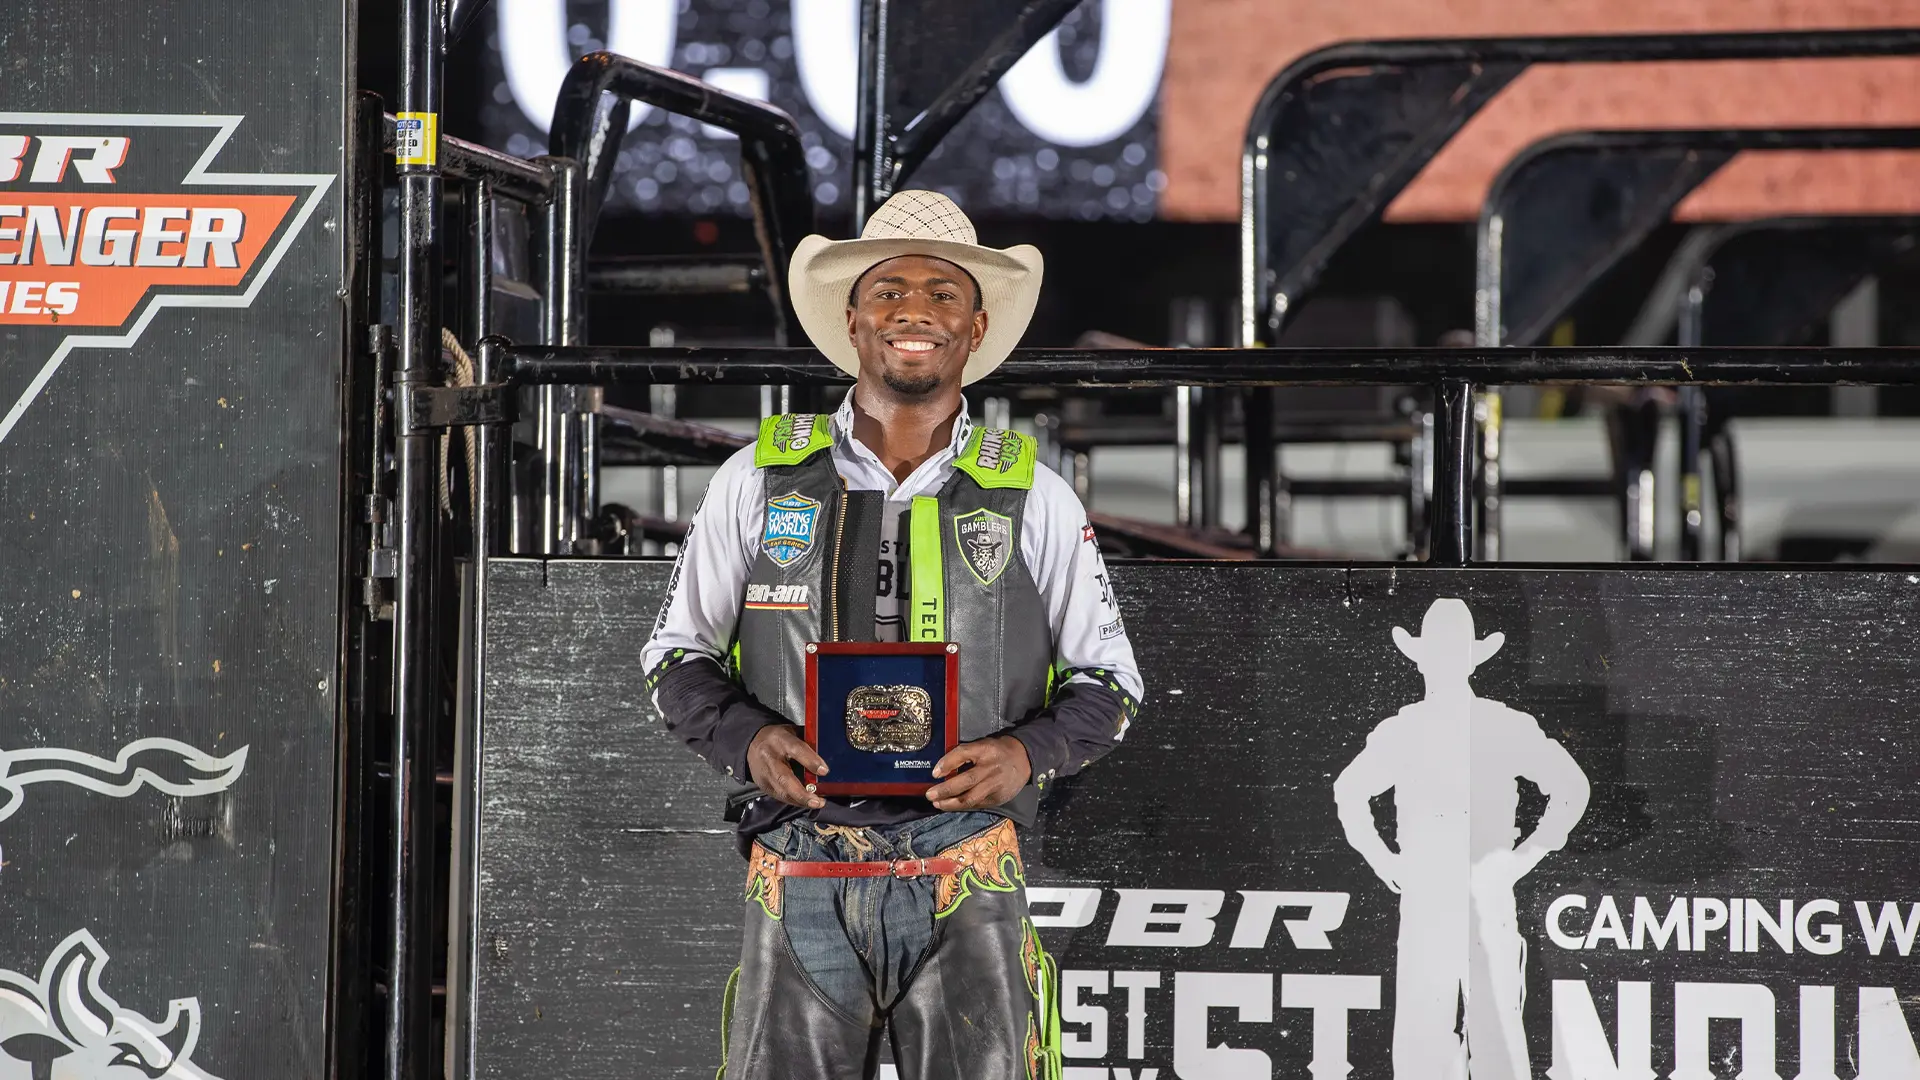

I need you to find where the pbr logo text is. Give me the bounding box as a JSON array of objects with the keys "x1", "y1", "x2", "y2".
[{"x1": 0, "y1": 113, "x2": 333, "y2": 444}]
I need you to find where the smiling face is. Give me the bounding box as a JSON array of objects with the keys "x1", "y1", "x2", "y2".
[{"x1": 846, "y1": 254, "x2": 989, "y2": 397}]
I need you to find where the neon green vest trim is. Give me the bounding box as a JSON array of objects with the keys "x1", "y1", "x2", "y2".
[
  {"x1": 953, "y1": 426, "x2": 1036, "y2": 490},
  {"x1": 909, "y1": 495, "x2": 946, "y2": 642},
  {"x1": 753, "y1": 413, "x2": 833, "y2": 468}
]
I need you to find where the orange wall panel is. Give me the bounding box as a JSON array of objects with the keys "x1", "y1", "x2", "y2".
[{"x1": 1160, "y1": 0, "x2": 1920, "y2": 221}]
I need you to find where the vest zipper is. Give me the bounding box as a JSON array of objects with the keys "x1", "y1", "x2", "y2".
[{"x1": 828, "y1": 494, "x2": 846, "y2": 641}]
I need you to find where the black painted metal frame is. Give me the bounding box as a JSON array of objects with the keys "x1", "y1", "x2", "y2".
[
  {"x1": 1673, "y1": 215, "x2": 1920, "y2": 561},
  {"x1": 1234, "y1": 30, "x2": 1920, "y2": 564},
  {"x1": 444, "y1": 341, "x2": 1920, "y2": 572},
  {"x1": 1473, "y1": 126, "x2": 1920, "y2": 560},
  {"x1": 851, "y1": 0, "x2": 1079, "y2": 222},
  {"x1": 384, "y1": 27, "x2": 830, "y2": 1080},
  {"x1": 1478, "y1": 127, "x2": 1920, "y2": 348},
  {"x1": 1241, "y1": 29, "x2": 1920, "y2": 343},
  {"x1": 549, "y1": 51, "x2": 813, "y2": 339}
]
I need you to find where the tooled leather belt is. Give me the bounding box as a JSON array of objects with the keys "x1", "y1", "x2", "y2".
[{"x1": 776, "y1": 857, "x2": 961, "y2": 878}]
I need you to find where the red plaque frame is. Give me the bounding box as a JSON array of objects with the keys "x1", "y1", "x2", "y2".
[{"x1": 803, "y1": 641, "x2": 961, "y2": 796}]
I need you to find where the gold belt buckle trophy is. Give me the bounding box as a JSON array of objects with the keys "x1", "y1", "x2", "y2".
[
  {"x1": 804, "y1": 642, "x2": 960, "y2": 795},
  {"x1": 845, "y1": 685, "x2": 934, "y2": 753}
]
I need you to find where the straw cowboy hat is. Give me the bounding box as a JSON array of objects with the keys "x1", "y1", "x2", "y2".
[{"x1": 788, "y1": 190, "x2": 1044, "y2": 385}]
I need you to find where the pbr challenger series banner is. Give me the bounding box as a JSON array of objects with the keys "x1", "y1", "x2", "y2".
[
  {"x1": 475, "y1": 561, "x2": 1920, "y2": 1080},
  {"x1": 0, "y1": 3, "x2": 348, "y2": 1080}
]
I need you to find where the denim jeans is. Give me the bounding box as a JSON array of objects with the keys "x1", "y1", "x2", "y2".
[
  {"x1": 723, "y1": 811, "x2": 1044, "y2": 1079},
  {"x1": 754, "y1": 811, "x2": 1002, "y2": 1021}
]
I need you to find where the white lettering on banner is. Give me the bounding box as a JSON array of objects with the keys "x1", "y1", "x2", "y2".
[
  {"x1": 1171, "y1": 972, "x2": 1269, "y2": 1080},
  {"x1": 1549, "y1": 980, "x2": 1654, "y2": 1080},
  {"x1": 1857, "y1": 901, "x2": 1920, "y2": 956},
  {"x1": 1638, "y1": 896, "x2": 1690, "y2": 951},
  {"x1": 1551, "y1": 894, "x2": 1860, "y2": 955},
  {"x1": 1228, "y1": 891, "x2": 1349, "y2": 950},
  {"x1": 1106, "y1": 890, "x2": 1221, "y2": 948},
  {"x1": 1690, "y1": 898, "x2": 1728, "y2": 952},
  {"x1": 1797, "y1": 899, "x2": 1845, "y2": 955},
  {"x1": 1749, "y1": 899, "x2": 1793, "y2": 953},
  {"x1": 1545, "y1": 978, "x2": 1920, "y2": 1076},
  {"x1": 1861, "y1": 987, "x2": 1920, "y2": 1074},
  {"x1": 998, "y1": 0, "x2": 1172, "y2": 148},
  {"x1": 1028, "y1": 886, "x2": 1102, "y2": 930},
  {"x1": 1586, "y1": 895, "x2": 1630, "y2": 950},
  {"x1": 24, "y1": 135, "x2": 129, "y2": 184},
  {"x1": 1061, "y1": 971, "x2": 1109, "y2": 1059},
  {"x1": 1111, "y1": 971, "x2": 1160, "y2": 1060},
  {"x1": 1548, "y1": 894, "x2": 1590, "y2": 950},
  {"x1": 1800, "y1": 986, "x2": 1838, "y2": 1080},
  {"x1": 1672, "y1": 983, "x2": 1777, "y2": 1080},
  {"x1": 496, "y1": 0, "x2": 676, "y2": 132},
  {"x1": 0, "y1": 135, "x2": 26, "y2": 182},
  {"x1": 1279, "y1": 973, "x2": 1379, "y2": 1080}
]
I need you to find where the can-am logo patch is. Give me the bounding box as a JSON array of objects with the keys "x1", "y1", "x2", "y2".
[{"x1": 0, "y1": 113, "x2": 333, "y2": 444}]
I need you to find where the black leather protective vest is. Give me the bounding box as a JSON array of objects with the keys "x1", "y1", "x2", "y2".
[{"x1": 729, "y1": 414, "x2": 1054, "y2": 824}]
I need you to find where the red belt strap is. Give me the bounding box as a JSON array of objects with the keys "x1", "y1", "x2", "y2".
[{"x1": 777, "y1": 857, "x2": 962, "y2": 879}]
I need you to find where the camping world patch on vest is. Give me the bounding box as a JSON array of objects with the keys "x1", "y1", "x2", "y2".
[
  {"x1": 763, "y1": 491, "x2": 822, "y2": 567},
  {"x1": 955, "y1": 508, "x2": 1014, "y2": 585}
]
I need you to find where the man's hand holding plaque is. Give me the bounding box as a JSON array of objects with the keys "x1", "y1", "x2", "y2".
[
  {"x1": 925, "y1": 735, "x2": 1032, "y2": 811},
  {"x1": 746, "y1": 725, "x2": 829, "y2": 809}
]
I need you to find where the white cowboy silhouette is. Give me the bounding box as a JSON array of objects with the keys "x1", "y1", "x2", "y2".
[{"x1": 1333, "y1": 599, "x2": 1590, "y2": 1080}]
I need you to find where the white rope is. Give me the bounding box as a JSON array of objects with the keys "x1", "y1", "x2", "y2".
[{"x1": 439, "y1": 328, "x2": 478, "y2": 519}]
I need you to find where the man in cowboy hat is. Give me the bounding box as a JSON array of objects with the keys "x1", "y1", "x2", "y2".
[
  {"x1": 643, "y1": 190, "x2": 1143, "y2": 1079},
  {"x1": 1333, "y1": 598, "x2": 1589, "y2": 1080}
]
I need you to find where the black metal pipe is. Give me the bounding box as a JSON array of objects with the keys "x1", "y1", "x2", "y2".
[
  {"x1": 1278, "y1": 28, "x2": 1920, "y2": 75},
  {"x1": 852, "y1": 0, "x2": 889, "y2": 224},
  {"x1": 1430, "y1": 380, "x2": 1474, "y2": 566},
  {"x1": 388, "y1": 0, "x2": 442, "y2": 1078},
  {"x1": 445, "y1": 180, "x2": 494, "y2": 1080},
  {"x1": 547, "y1": 52, "x2": 812, "y2": 336},
  {"x1": 585, "y1": 256, "x2": 764, "y2": 295},
  {"x1": 501, "y1": 344, "x2": 1920, "y2": 389},
  {"x1": 887, "y1": 0, "x2": 1080, "y2": 190},
  {"x1": 383, "y1": 114, "x2": 553, "y2": 204},
  {"x1": 332, "y1": 87, "x2": 388, "y2": 1080},
  {"x1": 532, "y1": 159, "x2": 585, "y2": 555},
  {"x1": 1244, "y1": 388, "x2": 1279, "y2": 556}
]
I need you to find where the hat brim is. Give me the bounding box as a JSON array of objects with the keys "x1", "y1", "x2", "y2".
[{"x1": 788, "y1": 233, "x2": 1044, "y2": 385}]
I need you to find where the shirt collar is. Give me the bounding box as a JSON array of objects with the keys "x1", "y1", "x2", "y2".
[{"x1": 831, "y1": 388, "x2": 974, "y2": 455}]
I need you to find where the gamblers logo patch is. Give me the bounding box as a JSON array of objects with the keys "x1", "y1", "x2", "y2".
[
  {"x1": 955, "y1": 508, "x2": 1013, "y2": 585},
  {"x1": 0, "y1": 112, "x2": 334, "y2": 444}
]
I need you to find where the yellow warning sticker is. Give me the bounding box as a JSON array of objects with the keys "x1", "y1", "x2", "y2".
[{"x1": 394, "y1": 111, "x2": 438, "y2": 166}]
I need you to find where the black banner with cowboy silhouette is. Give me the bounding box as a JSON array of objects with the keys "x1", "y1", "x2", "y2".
[{"x1": 473, "y1": 560, "x2": 1920, "y2": 1080}]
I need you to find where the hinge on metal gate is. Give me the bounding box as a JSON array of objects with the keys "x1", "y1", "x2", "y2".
[{"x1": 404, "y1": 383, "x2": 514, "y2": 432}]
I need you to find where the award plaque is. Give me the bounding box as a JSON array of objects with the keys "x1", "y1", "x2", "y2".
[{"x1": 803, "y1": 642, "x2": 961, "y2": 795}]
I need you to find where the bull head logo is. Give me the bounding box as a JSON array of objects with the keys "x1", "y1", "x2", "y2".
[{"x1": 0, "y1": 930, "x2": 222, "y2": 1080}]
